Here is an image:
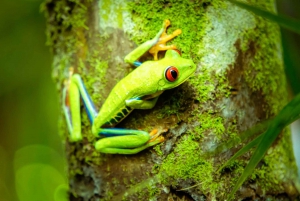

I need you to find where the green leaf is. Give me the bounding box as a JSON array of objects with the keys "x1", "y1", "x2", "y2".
[
  {"x1": 228, "y1": 93, "x2": 300, "y2": 200},
  {"x1": 203, "y1": 119, "x2": 272, "y2": 158},
  {"x1": 227, "y1": 0, "x2": 300, "y2": 34},
  {"x1": 281, "y1": 30, "x2": 300, "y2": 95},
  {"x1": 218, "y1": 134, "x2": 263, "y2": 172}
]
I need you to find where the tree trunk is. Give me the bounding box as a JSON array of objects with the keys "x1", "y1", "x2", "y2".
[{"x1": 43, "y1": 0, "x2": 299, "y2": 200}]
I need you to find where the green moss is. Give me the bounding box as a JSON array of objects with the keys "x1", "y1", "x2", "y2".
[
  {"x1": 241, "y1": 0, "x2": 287, "y2": 116},
  {"x1": 155, "y1": 92, "x2": 183, "y2": 120},
  {"x1": 189, "y1": 67, "x2": 215, "y2": 103},
  {"x1": 160, "y1": 135, "x2": 216, "y2": 193},
  {"x1": 41, "y1": 0, "x2": 90, "y2": 54},
  {"x1": 103, "y1": 191, "x2": 113, "y2": 201},
  {"x1": 147, "y1": 183, "x2": 160, "y2": 198},
  {"x1": 227, "y1": 120, "x2": 239, "y2": 142},
  {"x1": 79, "y1": 48, "x2": 109, "y2": 102},
  {"x1": 194, "y1": 113, "x2": 225, "y2": 141},
  {"x1": 153, "y1": 144, "x2": 163, "y2": 156},
  {"x1": 100, "y1": 0, "x2": 124, "y2": 28},
  {"x1": 127, "y1": 0, "x2": 212, "y2": 62}
]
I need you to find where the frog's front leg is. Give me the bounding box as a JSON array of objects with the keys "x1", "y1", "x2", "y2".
[
  {"x1": 149, "y1": 20, "x2": 182, "y2": 60},
  {"x1": 125, "y1": 97, "x2": 159, "y2": 109},
  {"x1": 124, "y1": 20, "x2": 166, "y2": 66},
  {"x1": 95, "y1": 128, "x2": 165, "y2": 154},
  {"x1": 125, "y1": 91, "x2": 163, "y2": 109},
  {"x1": 124, "y1": 19, "x2": 181, "y2": 65}
]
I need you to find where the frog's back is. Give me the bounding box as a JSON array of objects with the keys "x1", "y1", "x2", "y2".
[
  {"x1": 93, "y1": 61, "x2": 157, "y2": 129},
  {"x1": 94, "y1": 81, "x2": 133, "y2": 128}
]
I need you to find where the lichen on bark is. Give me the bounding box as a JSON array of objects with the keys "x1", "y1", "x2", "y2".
[{"x1": 42, "y1": 0, "x2": 299, "y2": 200}]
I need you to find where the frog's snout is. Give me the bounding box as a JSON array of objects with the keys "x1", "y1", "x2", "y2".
[{"x1": 190, "y1": 62, "x2": 197, "y2": 72}]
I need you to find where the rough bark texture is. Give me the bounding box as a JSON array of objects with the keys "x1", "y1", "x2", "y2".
[{"x1": 43, "y1": 0, "x2": 299, "y2": 200}]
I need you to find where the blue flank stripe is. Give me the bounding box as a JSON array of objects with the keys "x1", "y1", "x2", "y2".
[
  {"x1": 99, "y1": 133, "x2": 121, "y2": 137},
  {"x1": 133, "y1": 61, "x2": 142, "y2": 67},
  {"x1": 98, "y1": 128, "x2": 147, "y2": 138},
  {"x1": 99, "y1": 128, "x2": 127, "y2": 137},
  {"x1": 82, "y1": 98, "x2": 94, "y2": 124},
  {"x1": 80, "y1": 79, "x2": 98, "y2": 124}
]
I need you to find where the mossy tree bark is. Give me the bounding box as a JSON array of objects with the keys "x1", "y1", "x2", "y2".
[{"x1": 43, "y1": 0, "x2": 299, "y2": 200}]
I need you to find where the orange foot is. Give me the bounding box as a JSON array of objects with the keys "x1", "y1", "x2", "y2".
[
  {"x1": 147, "y1": 128, "x2": 168, "y2": 143},
  {"x1": 149, "y1": 19, "x2": 182, "y2": 60}
]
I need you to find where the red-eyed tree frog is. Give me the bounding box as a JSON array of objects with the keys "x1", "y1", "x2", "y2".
[{"x1": 62, "y1": 20, "x2": 196, "y2": 154}]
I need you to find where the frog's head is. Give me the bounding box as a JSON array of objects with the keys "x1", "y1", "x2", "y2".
[{"x1": 156, "y1": 49, "x2": 196, "y2": 91}]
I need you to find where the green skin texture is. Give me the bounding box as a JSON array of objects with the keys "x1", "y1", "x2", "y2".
[{"x1": 63, "y1": 21, "x2": 196, "y2": 155}]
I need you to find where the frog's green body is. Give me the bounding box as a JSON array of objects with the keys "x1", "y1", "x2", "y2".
[
  {"x1": 63, "y1": 20, "x2": 196, "y2": 154},
  {"x1": 94, "y1": 52, "x2": 195, "y2": 131}
]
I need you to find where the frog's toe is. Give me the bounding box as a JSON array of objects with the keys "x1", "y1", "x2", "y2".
[
  {"x1": 164, "y1": 19, "x2": 171, "y2": 28},
  {"x1": 149, "y1": 20, "x2": 181, "y2": 60},
  {"x1": 148, "y1": 128, "x2": 168, "y2": 143},
  {"x1": 147, "y1": 136, "x2": 165, "y2": 147},
  {"x1": 172, "y1": 29, "x2": 182, "y2": 36},
  {"x1": 149, "y1": 128, "x2": 158, "y2": 136},
  {"x1": 156, "y1": 136, "x2": 165, "y2": 143}
]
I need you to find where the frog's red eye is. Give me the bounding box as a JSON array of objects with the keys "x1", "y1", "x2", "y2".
[{"x1": 165, "y1": 66, "x2": 179, "y2": 82}]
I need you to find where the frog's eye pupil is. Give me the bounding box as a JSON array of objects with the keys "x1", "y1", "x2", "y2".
[
  {"x1": 171, "y1": 69, "x2": 177, "y2": 78},
  {"x1": 165, "y1": 66, "x2": 179, "y2": 82}
]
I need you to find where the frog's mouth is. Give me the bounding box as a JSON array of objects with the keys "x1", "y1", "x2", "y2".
[
  {"x1": 177, "y1": 71, "x2": 194, "y2": 86},
  {"x1": 170, "y1": 67, "x2": 196, "y2": 89}
]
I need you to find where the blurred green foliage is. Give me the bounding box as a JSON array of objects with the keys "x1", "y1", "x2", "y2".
[{"x1": 0, "y1": 0, "x2": 67, "y2": 201}]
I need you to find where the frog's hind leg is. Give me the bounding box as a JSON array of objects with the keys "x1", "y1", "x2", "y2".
[
  {"x1": 71, "y1": 74, "x2": 98, "y2": 123},
  {"x1": 95, "y1": 128, "x2": 165, "y2": 154},
  {"x1": 148, "y1": 128, "x2": 167, "y2": 143},
  {"x1": 63, "y1": 70, "x2": 98, "y2": 141}
]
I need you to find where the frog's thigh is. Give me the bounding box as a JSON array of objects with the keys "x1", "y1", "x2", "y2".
[
  {"x1": 95, "y1": 135, "x2": 150, "y2": 154},
  {"x1": 97, "y1": 144, "x2": 153, "y2": 154},
  {"x1": 95, "y1": 135, "x2": 150, "y2": 150}
]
